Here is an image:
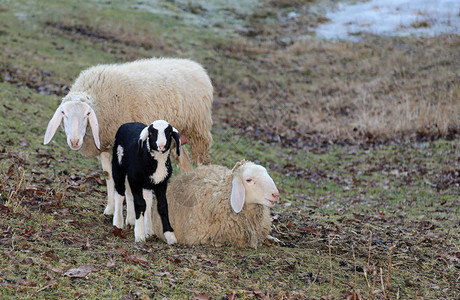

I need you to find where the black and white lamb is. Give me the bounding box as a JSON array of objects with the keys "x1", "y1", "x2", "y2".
[{"x1": 111, "y1": 120, "x2": 179, "y2": 244}]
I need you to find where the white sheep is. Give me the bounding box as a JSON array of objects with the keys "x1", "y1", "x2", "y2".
[
  {"x1": 43, "y1": 58, "x2": 214, "y2": 216},
  {"x1": 152, "y1": 160, "x2": 280, "y2": 249}
]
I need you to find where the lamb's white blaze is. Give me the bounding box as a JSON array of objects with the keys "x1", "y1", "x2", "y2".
[{"x1": 151, "y1": 120, "x2": 169, "y2": 150}]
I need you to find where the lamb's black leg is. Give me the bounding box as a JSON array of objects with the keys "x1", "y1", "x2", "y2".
[
  {"x1": 153, "y1": 182, "x2": 177, "y2": 245},
  {"x1": 131, "y1": 188, "x2": 147, "y2": 242}
]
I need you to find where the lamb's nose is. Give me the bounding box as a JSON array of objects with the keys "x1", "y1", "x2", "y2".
[
  {"x1": 272, "y1": 192, "x2": 280, "y2": 201},
  {"x1": 70, "y1": 139, "x2": 80, "y2": 148},
  {"x1": 158, "y1": 145, "x2": 165, "y2": 151}
]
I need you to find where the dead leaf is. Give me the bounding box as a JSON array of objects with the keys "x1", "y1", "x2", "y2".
[
  {"x1": 64, "y1": 265, "x2": 96, "y2": 278},
  {"x1": 191, "y1": 295, "x2": 210, "y2": 300},
  {"x1": 166, "y1": 255, "x2": 181, "y2": 263},
  {"x1": 154, "y1": 271, "x2": 171, "y2": 277},
  {"x1": 124, "y1": 254, "x2": 149, "y2": 266},
  {"x1": 42, "y1": 250, "x2": 59, "y2": 262},
  {"x1": 112, "y1": 226, "x2": 126, "y2": 239},
  {"x1": 106, "y1": 261, "x2": 116, "y2": 268},
  {"x1": 16, "y1": 280, "x2": 36, "y2": 287}
]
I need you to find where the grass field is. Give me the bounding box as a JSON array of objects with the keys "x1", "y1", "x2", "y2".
[{"x1": 1, "y1": 0, "x2": 459, "y2": 299}]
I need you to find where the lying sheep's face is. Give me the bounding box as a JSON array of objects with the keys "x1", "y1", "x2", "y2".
[{"x1": 241, "y1": 164, "x2": 280, "y2": 207}]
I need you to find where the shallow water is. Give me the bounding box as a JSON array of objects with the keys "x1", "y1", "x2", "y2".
[{"x1": 315, "y1": 0, "x2": 460, "y2": 40}]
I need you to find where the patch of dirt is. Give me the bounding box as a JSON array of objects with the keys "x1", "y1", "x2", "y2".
[{"x1": 0, "y1": 62, "x2": 68, "y2": 96}]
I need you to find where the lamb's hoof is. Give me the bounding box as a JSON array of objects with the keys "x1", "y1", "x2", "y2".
[
  {"x1": 135, "y1": 236, "x2": 146, "y2": 243},
  {"x1": 103, "y1": 206, "x2": 114, "y2": 216},
  {"x1": 164, "y1": 231, "x2": 177, "y2": 245}
]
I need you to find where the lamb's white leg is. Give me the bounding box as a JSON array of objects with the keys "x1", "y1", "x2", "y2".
[
  {"x1": 100, "y1": 152, "x2": 115, "y2": 215},
  {"x1": 134, "y1": 214, "x2": 145, "y2": 242},
  {"x1": 142, "y1": 189, "x2": 154, "y2": 238},
  {"x1": 125, "y1": 181, "x2": 135, "y2": 227},
  {"x1": 113, "y1": 192, "x2": 124, "y2": 229},
  {"x1": 164, "y1": 232, "x2": 177, "y2": 245}
]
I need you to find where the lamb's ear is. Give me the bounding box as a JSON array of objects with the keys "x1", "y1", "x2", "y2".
[
  {"x1": 87, "y1": 107, "x2": 100, "y2": 149},
  {"x1": 138, "y1": 126, "x2": 149, "y2": 155},
  {"x1": 230, "y1": 176, "x2": 245, "y2": 213},
  {"x1": 44, "y1": 107, "x2": 63, "y2": 144},
  {"x1": 172, "y1": 127, "x2": 181, "y2": 157}
]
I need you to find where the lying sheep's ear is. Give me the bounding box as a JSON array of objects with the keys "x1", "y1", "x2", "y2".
[
  {"x1": 87, "y1": 107, "x2": 100, "y2": 149},
  {"x1": 138, "y1": 126, "x2": 149, "y2": 155},
  {"x1": 172, "y1": 127, "x2": 180, "y2": 157},
  {"x1": 230, "y1": 176, "x2": 245, "y2": 213},
  {"x1": 44, "y1": 107, "x2": 64, "y2": 145}
]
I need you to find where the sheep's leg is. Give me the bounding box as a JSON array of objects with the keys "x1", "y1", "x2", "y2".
[
  {"x1": 142, "y1": 189, "x2": 154, "y2": 238},
  {"x1": 125, "y1": 181, "x2": 135, "y2": 227},
  {"x1": 113, "y1": 192, "x2": 124, "y2": 229},
  {"x1": 100, "y1": 152, "x2": 115, "y2": 215},
  {"x1": 131, "y1": 188, "x2": 146, "y2": 242},
  {"x1": 153, "y1": 183, "x2": 177, "y2": 245},
  {"x1": 177, "y1": 147, "x2": 193, "y2": 172},
  {"x1": 190, "y1": 135, "x2": 212, "y2": 165}
]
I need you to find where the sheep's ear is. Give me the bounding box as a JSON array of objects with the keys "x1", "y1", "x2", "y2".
[
  {"x1": 172, "y1": 127, "x2": 180, "y2": 157},
  {"x1": 88, "y1": 107, "x2": 100, "y2": 149},
  {"x1": 44, "y1": 107, "x2": 63, "y2": 144},
  {"x1": 138, "y1": 126, "x2": 149, "y2": 155},
  {"x1": 230, "y1": 176, "x2": 245, "y2": 213}
]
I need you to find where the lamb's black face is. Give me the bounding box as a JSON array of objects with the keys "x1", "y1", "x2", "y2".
[{"x1": 147, "y1": 121, "x2": 173, "y2": 153}]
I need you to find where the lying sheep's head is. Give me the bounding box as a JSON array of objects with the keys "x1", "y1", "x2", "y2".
[
  {"x1": 44, "y1": 94, "x2": 100, "y2": 151},
  {"x1": 230, "y1": 161, "x2": 280, "y2": 213}
]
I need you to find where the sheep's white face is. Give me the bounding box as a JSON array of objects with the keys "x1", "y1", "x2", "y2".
[
  {"x1": 61, "y1": 101, "x2": 92, "y2": 150},
  {"x1": 44, "y1": 99, "x2": 100, "y2": 150},
  {"x1": 241, "y1": 164, "x2": 279, "y2": 207}
]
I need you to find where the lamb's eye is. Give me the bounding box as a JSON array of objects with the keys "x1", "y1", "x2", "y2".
[
  {"x1": 86, "y1": 112, "x2": 91, "y2": 116},
  {"x1": 246, "y1": 179, "x2": 253, "y2": 183}
]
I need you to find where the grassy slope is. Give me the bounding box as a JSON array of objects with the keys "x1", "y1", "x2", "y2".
[{"x1": 1, "y1": 0, "x2": 459, "y2": 299}]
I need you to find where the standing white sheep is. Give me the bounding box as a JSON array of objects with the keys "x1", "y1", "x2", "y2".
[
  {"x1": 43, "y1": 58, "x2": 213, "y2": 216},
  {"x1": 152, "y1": 160, "x2": 280, "y2": 249}
]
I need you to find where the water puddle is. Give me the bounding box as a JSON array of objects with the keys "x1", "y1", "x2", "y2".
[{"x1": 315, "y1": 0, "x2": 460, "y2": 40}]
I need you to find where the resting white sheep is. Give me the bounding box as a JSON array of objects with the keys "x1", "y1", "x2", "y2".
[
  {"x1": 152, "y1": 160, "x2": 280, "y2": 249},
  {"x1": 43, "y1": 58, "x2": 213, "y2": 216}
]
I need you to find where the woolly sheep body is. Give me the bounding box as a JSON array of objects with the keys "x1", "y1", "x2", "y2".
[
  {"x1": 67, "y1": 58, "x2": 213, "y2": 164},
  {"x1": 152, "y1": 162, "x2": 278, "y2": 249}
]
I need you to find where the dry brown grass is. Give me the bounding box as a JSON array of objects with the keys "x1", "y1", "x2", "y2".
[{"x1": 212, "y1": 34, "x2": 460, "y2": 146}]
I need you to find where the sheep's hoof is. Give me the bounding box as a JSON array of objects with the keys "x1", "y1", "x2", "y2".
[
  {"x1": 164, "y1": 231, "x2": 177, "y2": 245},
  {"x1": 103, "y1": 205, "x2": 114, "y2": 216}
]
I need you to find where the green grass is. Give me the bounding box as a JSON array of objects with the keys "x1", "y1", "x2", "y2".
[{"x1": 1, "y1": 0, "x2": 459, "y2": 299}]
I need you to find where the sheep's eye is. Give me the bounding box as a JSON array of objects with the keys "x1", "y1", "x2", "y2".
[
  {"x1": 86, "y1": 112, "x2": 91, "y2": 116},
  {"x1": 245, "y1": 179, "x2": 253, "y2": 183}
]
